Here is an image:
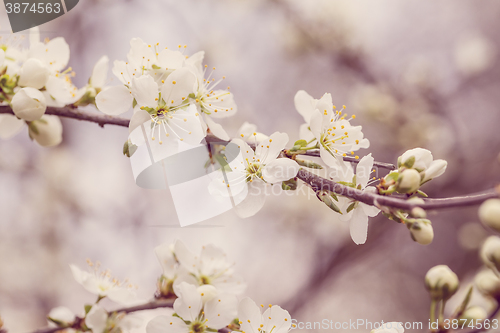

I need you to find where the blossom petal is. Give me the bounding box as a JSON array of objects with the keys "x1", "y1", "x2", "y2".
[
  {"x1": 18, "y1": 58, "x2": 49, "y2": 89},
  {"x1": 160, "y1": 68, "x2": 196, "y2": 106},
  {"x1": 422, "y1": 159, "x2": 447, "y2": 182},
  {"x1": 360, "y1": 202, "x2": 380, "y2": 218},
  {"x1": 167, "y1": 105, "x2": 205, "y2": 145},
  {"x1": 186, "y1": 51, "x2": 205, "y2": 79},
  {"x1": 29, "y1": 115, "x2": 63, "y2": 147},
  {"x1": 146, "y1": 315, "x2": 187, "y2": 333},
  {"x1": 294, "y1": 90, "x2": 315, "y2": 123},
  {"x1": 262, "y1": 158, "x2": 300, "y2": 183},
  {"x1": 29, "y1": 37, "x2": 70, "y2": 72},
  {"x1": 174, "y1": 240, "x2": 198, "y2": 274},
  {"x1": 132, "y1": 75, "x2": 159, "y2": 109},
  {"x1": 112, "y1": 60, "x2": 131, "y2": 85},
  {"x1": 96, "y1": 85, "x2": 133, "y2": 115},
  {"x1": 172, "y1": 282, "x2": 203, "y2": 322},
  {"x1": 107, "y1": 288, "x2": 138, "y2": 305},
  {"x1": 263, "y1": 305, "x2": 292, "y2": 333},
  {"x1": 349, "y1": 208, "x2": 369, "y2": 245},
  {"x1": 154, "y1": 243, "x2": 177, "y2": 278},
  {"x1": 207, "y1": 90, "x2": 237, "y2": 118},
  {"x1": 211, "y1": 273, "x2": 247, "y2": 295},
  {"x1": 205, "y1": 294, "x2": 238, "y2": 330},
  {"x1": 309, "y1": 109, "x2": 322, "y2": 139},
  {"x1": 0, "y1": 114, "x2": 25, "y2": 139},
  {"x1": 238, "y1": 298, "x2": 264, "y2": 333},
  {"x1": 86, "y1": 305, "x2": 108, "y2": 333},
  {"x1": 127, "y1": 38, "x2": 155, "y2": 66},
  {"x1": 356, "y1": 153, "x2": 374, "y2": 189},
  {"x1": 204, "y1": 115, "x2": 229, "y2": 141},
  {"x1": 11, "y1": 87, "x2": 46, "y2": 121},
  {"x1": 158, "y1": 49, "x2": 185, "y2": 70},
  {"x1": 255, "y1": 132, "x2": 289, "y2": 165},
  {"x1": 235, "y1": 180, "x2": 267, "y2": 218},
  {"x1": 299, "y1": 123, "x2": 315, "y2": 142},
  {"x1": 90, "y1": 55, "x2": 109, "y2": 88}
]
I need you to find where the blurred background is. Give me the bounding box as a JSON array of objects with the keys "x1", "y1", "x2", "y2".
[{"x1": 1, "y1": 0, "x2": 500, "y2": 332}]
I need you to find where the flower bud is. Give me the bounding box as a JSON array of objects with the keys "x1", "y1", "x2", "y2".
[
  {"x1": 409, "y1": 221, "x2": 434, "y2": 245},
  {"x1": 480, "y1": 236, "x2": 500, "y2": 272},
  {"x1": 197, "y1": 284, "x2": 218, "y2": 304},
  {"x1": 460, "y1": 306, "x2": 487, "y2": 325},
  {"x1": 400, "y1": 148, "x2": 433, "y2": 171},
  {"x1": 410, "y1": 207, "x2": 427, "y2": 218},
  {"x1": 18, "y1": 58, "x2": 50, "y2": 89},
  {"x1": 479, "y1": 199, "x2": 500, "y2": 232},
  {"x1": 28, "y1": 115, "x2": 63, "y2": 147},
  {"x1": 425, "y1": 265, "x2": 459, "y2": 300},
  {"x1": 157, "y1": 276, "x2": 175, "y2": 298},
  {"x1": 421, "y1": 159, "x2": 447, "y2": 183},
  {"x1": 11, "y1": 87, "x2": 47, "y2": 121},
  {"x1": 474, "y1": 269, "x2": 500, "y2": 299},
  {"x1": 47, "y1": 306, "x2": 75, "y2": 327},
  {"x1": 396, "y1": 169, "x2": 421, "y2": 193}
]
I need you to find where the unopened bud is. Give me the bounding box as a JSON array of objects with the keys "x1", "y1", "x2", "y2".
[
  {"x1": 460, "y1": 306, "x2": 487, "y2": 325},
  {"x1": 425, "y1": 265, "x2": 459, "y2": 300},
  {"x1": 475, "y1": 269, "x2": 500, "y2": 299},
  {"x1": 409, "y1": 221, "x2": 434, "y2": 245},
  {"x1": 479, "y1": 199, "x2": 500, "y2": 232},
  {"x1": 396, "y1": 169, "x2": 421, "y2": 193},
  {"x1": 28, "y1": 115, "x2": 63, "y2": 147},
  {"x1": 480, "y1": 236, "x2": 500, "y2": 272},
  {"x1": 318, "y1": 191, "x2": 342, "y2": 214},
  {"x1": 11, "y1": 87, "x2": 47, "y2": 121},
  {"x1": 410, "y1": 207, "x2": 426, "y2": 218}
]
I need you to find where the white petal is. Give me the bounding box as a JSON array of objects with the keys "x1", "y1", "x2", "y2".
[
  {"x1": 86, "y1": 305, "x2": 108, "y2": 333},
  {"x1": 235, "y1": 180, "x2": 267, "y2": 218},
  {"x1": 45, "y1": 76, "x2": 79, "y2": 105},
  {"x1": 299, "y1": 123, "x2": 315, "y2": 142},
  {"x1": 90, "y1": 55, "x2": 109, "y2": 88},
  {"x1": 185, "y1": 51, "x2": 205, "y2": 79},
  {"x1": 262, "y1": 306, "x2": 292, "y2": 333},
  {"x1": 112, "y1": 60, "x2": 131, "y2": 85},
  {"x1": 157, "y1": 49, "x2": 185, "y2": 70},
  {"x1": 309, "y1": 109, "x2": 323, "y2": 139},
  {"x1": 237, "y1": 122, "x2": 257, "y2": 137},
  {"x1": 69, "y1": 264, "x2": 86, "y2": 285},
  {"x1": 132, "y1": 75, "x2": 159, "y2": 109},
  {"x1": 29, "y1": 27, "x2": 41, "y2": 48},
  {"x1": 129, "y1": 109, "x2": 151, "y2": 134},
  {"x1": 262, "y1": 158, "x2": 300, "y2": 183},
  {"x1": 172, "y1": 282, "x2": 203, "y2": 322},
  {"x1": 238, "y1": 298, "x2": 263, "y2": 333},
  {"x1": 167, "y1": 104, "x2": 205, "y2": 145},
  {"x1": 360, "y1": 201, "x2": 380, "y2": 218},
  {"x1": 48, "y1": 306, "x2": 75, "y2": 324},
  {"x1": 11, "y1": 87, "x2": 46, "y2": 121},
  {"x1": 205, "y1": 294, "x2": 238, "y2": 329},
  {"x1": 204, "y1": 116, "x2": 229, "y2": 141},
  {"x1": 294, "y1": 90, "x2": 315, "y2": 123},
  {"x1": 18, "y1": 58, "x2": 49, "y2": 89},
  {"x1": 199, "y1": 245, "x2": 230, "y2": 275},
  {"x1": 422, "y1": 159, "x2": 447, "y2": 182},
  {"x1": 107, "y1": 288, "x2": 138, "y2": 305},
  {"x1": 356, "y1": 153, "x2": 374, "y2": 188},
  {"x1": 160, "y1": 68, "x2": 196, "y2": 107},
  {"x1": 29, "y1": 115, "x2": 63, "y2": 147},
  {"x1": 96, "y1": 85, "x2": 133, "y2": 115},
  {"x1": 154, "y1": 243, "x2": 177, "y2": 278},
  {"x1": 0, "y1": 114, "x2": 25, "y2": 139},
  {"x1": 146, "y1": 315, "x2": 187, "y2": 333},
  {"x1": 255, "y1": 131, "x2": 289, "y2": 165},
  {"x1": 211, "y1": 273, "x2": 247, "y2": 295},
  {"x1": 127, "y1": 38, "x2": 156, "y2": 66},
  {"x1": 401, "y1": 148, "x2": 433, "y2": 171},
  {"x1": 315, "y1": 93, "x2": 333, "y2": 115},
  {"x1": 29, "y1": 37, "x2": 70, "y2": 72},
  {"x1": 206, "y1": 90, "x2": 237, "y2": 118},
  {"x1": 349, "y1": 208, "x2": 369, "y2": 245},
  {"x1": 174, "y1": 240, "x2": 198, "y2": 274}
]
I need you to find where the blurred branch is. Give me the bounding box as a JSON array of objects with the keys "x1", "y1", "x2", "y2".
[
  {"x1": 30, "y1": 298, "x2": 231, "y2": 333},
  {"x1": 1, "y1": 105, "x2": 498, "y2": 211}
]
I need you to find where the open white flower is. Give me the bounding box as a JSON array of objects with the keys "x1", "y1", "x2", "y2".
[
  {"x1": 208, "y1": 132, "x2": 300, "y2": 218},
  {"x1": 28, "y1": 115, "x2": 63, "y2": 147},
  {"x1": 174, "y1": 240, "x2": 246, "y2": 295},
  {"x1": 11, "y1": 87, "x2": 47, "y2": 121},
  {"x1": 236, "y1": 297, "x2": 292, "y2": 333},
  {"x1": 295, "y1": 90, "x2": 369, "y2": 168},
  {"x1": 334, "y1": 154, "x2": 380, "y2": 245},
  {"x1": 186, "y1": 51, "x2": 237, "y2": 140},
  {"x1": 127, "y1": 71, "x2": 205, "y2": 154},
  {"x1": 146, "y1": 282, "x2": 237, "y2": 333},
  {"x1": 70, "y1": 261, "x2": 138, "y2": 305},
  {"x1": 86, "y1": 304, "x2": 142, "y2": 333}
]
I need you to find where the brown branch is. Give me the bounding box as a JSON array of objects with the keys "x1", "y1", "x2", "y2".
[
  {"x1": 1, "y1": 105, "x2": 498, "y2": 211},
  {"x1": 30, "y1": 298, "x2": 232, "y2": 333}
]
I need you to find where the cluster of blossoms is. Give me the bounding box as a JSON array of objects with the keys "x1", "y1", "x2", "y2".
[
  {"x1": 45, "y1": 241, "x2": 293, "y2": 333},
  {"x1": 0, "y1": 28, "x2": 108, "y2": 146}
]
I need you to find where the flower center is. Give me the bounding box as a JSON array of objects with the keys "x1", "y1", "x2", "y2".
[
  {"x1": 200, "y1": 275, "x2": 211, "y2": 285},
  {"x1": 190, "y1": 321, "x2": 206, "y2": 333}
]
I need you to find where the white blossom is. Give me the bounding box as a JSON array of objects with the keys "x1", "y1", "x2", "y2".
[
  {"x1": 208, "y1": 132, "x2": 300, "y2": 218},
  {"x1": 86, "y1": 304, "x2": 142, "y2": 333},
  {"x1": 237, "y1": 122, "x2": 268, "y2": 144},
  {"x1": 236, "y1": 297, "x2": 292, "y2": 333},
  {"x1": 70, "y1": 261, "x2": 138, "y2": 305},
  {"x1": 146, "y1": 282, "x2": 237, "y2": 333},
  {"x1": 334, "y1": 154, "x2": 380, "y2": 245},
  {"x1": 11, "y1": 87, "x2": 47, "y2": 121},
  {"x1": 174, "y1": 240, "x2": 246, "y2": 295},
  {"x1": 399, "y1": 148, "x2": 447, "y2": 183},
  {"x1": 28, "y1": 115, "x2": 63, "y2": 147}
]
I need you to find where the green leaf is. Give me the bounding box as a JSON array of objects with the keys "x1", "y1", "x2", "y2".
[
  {"x1": 28, "y1": 122, "x2": 39, "y2": 135},
  {"x1": 293, "y1": 139, "x2": 308, "y2": 147}
]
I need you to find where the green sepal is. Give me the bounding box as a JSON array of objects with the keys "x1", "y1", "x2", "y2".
[
  {"x1": 84, "y1": 304, "x2": 92, "y2": 314},
  {"x1": 417, "y1": 190, "x2": 428, "y2": 198},
  {"x1": 132, "y1": 98, "x2": 137, "y2": 108},
  {"x1": 403, "y1": 155, "x2": 415, "y2": 169},
  {"x1": 123, "y1": 140, "x2": 138, "y2": 158},
  {"x1": 346, "y1": 202, "x2": 357, "y2": 213},
  {"x1": 319, "y1": 192, "x2": 342, "y2": 214},
  {"x1": 295, "y1": 158, "x2": 323, "y2": 169},
  {"x1": 454, "y1": 285, "x2": 473, "y2": 318},
  {"x1": 282, "y1": 178, "x2": 298, "y2": 191}
]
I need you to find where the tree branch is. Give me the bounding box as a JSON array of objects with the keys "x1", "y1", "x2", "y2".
[
  {"x1": 29, "y1": 299, "x2": 231, "y2": 333},
  {"x1": 1, "y1": 105, "x2": 498, "y2": 211}
]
